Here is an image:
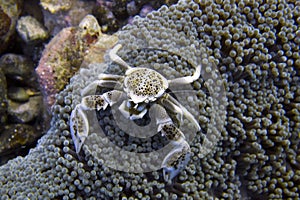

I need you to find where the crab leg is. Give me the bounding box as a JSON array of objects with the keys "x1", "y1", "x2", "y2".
[
  {"x1": 168, "y1": 64, "x2": 201, "y2": 86},
  {"x1": 153, "y1": 104, "x2": 191, "y2": 183},
  {"x1": 98, "y1": 73, "x2": 124, "y2": 80},
  {"x1": 70, "y1": 104, "x2": 89, "y2": 154},
  {"x1": 159, "y1": 94, "x2": 201, "y2": 131},
  {"x1": 70, "y1": 90, "x2": 125, "y2": 153},
  {"x1": 109, "y1": 44, "x2": 132, "y2": 69},
  {"x1": 81, "y1": 76, "x2": 123, "y2": 96},
  {"x1": 161, "y1": 139, "x2": 191, "y2": 183}
]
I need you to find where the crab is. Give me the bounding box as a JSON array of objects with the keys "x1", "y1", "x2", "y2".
[{"x1": 70, "y1": 44, "x2": 201, "y2": 182}]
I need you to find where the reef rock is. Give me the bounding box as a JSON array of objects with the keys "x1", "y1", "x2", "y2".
[
  {"x1": 42, "y1": 0, "x2": 95, "y2": 36},
  {"x1": 0, "y1": 53, "x2": 38, "y2": 88},
  {"x1": 40, "y1": 0, "x2": 72, "y2": 14},
  {"x1": 0, "y1": 0, "x2": 22, "y2": 53},
  {"x1": 16, "y1": 15, "x2": 49, "y2": 44},
  {"x1": 8, "y1": 95, "x2": 43, "y2": 123},
  {"x1": 0, "y1": 69, "x2": 7, "y2": 124},
  {"x1": 36, "y1": 14, "x2": 118, "y2": 109},
  {"x1": 0, "y1": 124, "x2": 39, "y2": 156}
]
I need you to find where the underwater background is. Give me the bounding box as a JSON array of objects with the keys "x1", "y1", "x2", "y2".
[{"x1": 0, "y1": 0, "x2": 299, "y2": 199}]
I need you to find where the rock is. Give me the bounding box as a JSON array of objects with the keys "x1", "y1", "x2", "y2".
[
  {"x1": 0, "y1": 7, "x2": 11, "y2": 37},
  {"x1": 7, "y1": 86, "x2": 30, "y2": 102},
  {"x1": 0, "y1": 69, "x2": 7, "y2": 124},
  {"x1": 22, "y1": 0, "x2": 44, "y2": 22},
  {"x1": 36, "y1": 14, "x2": 118, "y2": 108},
  {"x1": 93, "y1": 0, "x2": 178, "y2": 33},
  {"x1": 0, "y1": 54, "x2": 38, "y2": 88},
  {"x1": 16, "y1": 16, "x2": 49, "y2": 44},
  {"x1": 0, "y1": 124, "x2": 39, "y2": 156},
  {"x1": 42, "y1": 0, "x2": 95, "y2": 36},
  {"x1": 0, "y1": 0, "x2": 22, "y2": 53},
  {"x1": 7, "y1": 96, "x2": 43, "y2": 123},
  {"x1": 40, "y1": 0, "x2": 72, "y2": 14}
]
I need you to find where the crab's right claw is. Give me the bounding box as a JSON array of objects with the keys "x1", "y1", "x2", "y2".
[
  {"x1": 161, "y1": 139, "x2": 191, "y2": 183},
  {"x1": 70, "y1": 105, "x2": 89, "y2": 153}
]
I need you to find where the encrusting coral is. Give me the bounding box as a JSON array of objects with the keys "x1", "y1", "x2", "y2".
[{"x1": 0, "y1": 0, "x2": 299, "y2": 199}]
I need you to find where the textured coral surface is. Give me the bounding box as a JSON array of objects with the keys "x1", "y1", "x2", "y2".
[{"x1": 0, "y1": 0, "x2": 299, "y2": 199}]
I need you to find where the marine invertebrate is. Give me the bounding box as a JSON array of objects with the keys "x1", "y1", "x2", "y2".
[
  {"x1": 0, "y1": 0, "x2": 299, "y2": 199},
  {"x1": 70, "y1": 44, "x2": 201, "y2": 182}
]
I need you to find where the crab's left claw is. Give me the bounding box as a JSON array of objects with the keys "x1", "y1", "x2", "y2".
[
  {"x1": 70, "y1": 90, "x2": 125, "y2": 154},
  {"x1": 70, "y1": 105, "x2": 89, "y2": 153},
  {"x1": 161, "y1": 139, "x2": 191, "y2": 183}
]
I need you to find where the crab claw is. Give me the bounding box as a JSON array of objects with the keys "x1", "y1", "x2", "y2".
[
  {"x1": 70, "y1": 105, "x2": 89, "y2": 153},
  {"x1": 161, "y1": 139, "x2": 191, "y2": 183},
  {"x1": 70, "y1": 90, "x2": 124, "y2": 154}
]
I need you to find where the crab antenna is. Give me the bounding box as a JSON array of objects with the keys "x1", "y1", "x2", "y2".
[{"x1": 109, "y1": 44, "x2": 132, "y2": 69}]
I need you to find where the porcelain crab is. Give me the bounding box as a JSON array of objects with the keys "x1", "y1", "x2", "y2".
[{"x1": 70, "y1": 44, "x2": 201, "y2": 182}]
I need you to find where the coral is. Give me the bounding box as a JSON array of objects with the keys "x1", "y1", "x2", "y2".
[{"x1": 0, "y1": 0, "x2": 299, "y2": 199}]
